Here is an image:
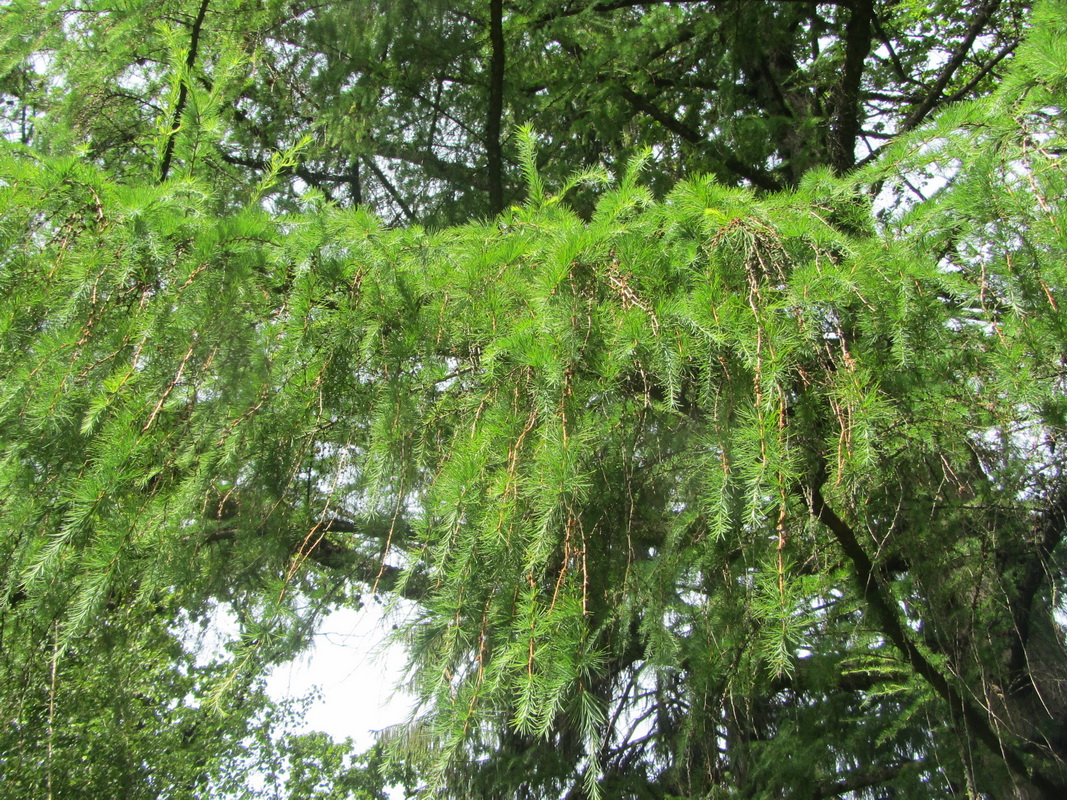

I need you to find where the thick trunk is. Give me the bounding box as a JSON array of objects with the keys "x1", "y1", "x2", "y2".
[{"x1": 486, "y1": 0, "x2": 506, "y2": 215}]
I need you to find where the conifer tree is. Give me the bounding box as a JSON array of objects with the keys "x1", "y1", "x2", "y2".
[
  {"x1": 2, "y1": 1, "x2": 1067, "y2": 799},
  {"x1": 1, "y1": 0, "x2": 1029, "y2": 220}
]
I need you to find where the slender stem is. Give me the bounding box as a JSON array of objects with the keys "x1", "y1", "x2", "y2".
[
  {"x1": 46, "y1": 621, "x2": 58, "y2": 800},
  {"x1": 362, "y1": 155, "x2": 417, "y2": 224}
]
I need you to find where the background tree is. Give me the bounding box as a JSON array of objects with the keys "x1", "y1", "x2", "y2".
[
  {"x1": 2, "y1": 1, "x2": 1067, "y2": 799},
  {"x1": 1, "y1": 0, "x2": 1029, "y2": 221},
  {"x1": 0, "y1": 587, "x2": 357, "y2": 798}
]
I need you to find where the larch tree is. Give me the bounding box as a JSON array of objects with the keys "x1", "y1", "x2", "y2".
[{"x1": 1, "y1": 1, "x2": 1067, "y2": 799}]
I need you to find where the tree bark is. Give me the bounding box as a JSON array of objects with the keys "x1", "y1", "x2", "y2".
[
  {"x1": 486, "y1": 0, "x2": 506, "y2": 216},
  {"x1": 159, "y1": 0, "x2": 211, "y2": 183},
  {"x1": 828, "y1": 0, "x2": 874, "y2": 174}
]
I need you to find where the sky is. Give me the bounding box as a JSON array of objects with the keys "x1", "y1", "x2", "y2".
[
  {"x1": 188, "y1": 596, "x2": 417, "y2": 797},
  {"x1": 265, "y1": 601, "x2": 417, "y2": 750}
]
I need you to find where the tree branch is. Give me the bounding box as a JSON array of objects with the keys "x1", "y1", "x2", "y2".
[
  {"x1": 618, "y1": 86, "x2": 782, "y2": 191},
  {"x1": 218, "y1": 151, "x2": 352, "y2": 188},
  {"x1": 1008, "y1": 490, "x2": 1067, "y2": 688},
  {"x1": 368, "y1": 140, "x2": 491, "y2": 191},
  {"x1": 828, "y1": 0, "x2": 874, "y2": 174},
  {"x1": 808, "y1": 481, "x2": 1066, "y2": 799},
  {"x1": 943, "y1": 39, "x2": 1020, "y2": 104},
  {"x1": 361, "y1": 155, "x2": 418, "y2": 224},
  {"x1": 204, "y1": 516, "x2": 428, "y2": 602},
  {"x1": 900, "y1": 0, "x2": 1003, "y2": 133},
  {"x1": 486, "y1": 0, "x2": 506, "y2": 215},
  {"x1": 528, "y1": 0, "x2": 849, "y2": 27},
  {"x1": 813, "y1": 761, "x2": 918, "y2": 799}
]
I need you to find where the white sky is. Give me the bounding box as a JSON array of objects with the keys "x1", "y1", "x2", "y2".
[{"x1": 265, "y1": 602, "x2": 416, "y2": 751}]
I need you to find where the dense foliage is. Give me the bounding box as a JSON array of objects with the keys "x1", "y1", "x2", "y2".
[
  {"x1": 2, "y1": 1, "x2": 1067, "y2": 798},
  {"x1": 2, "y1": 0, "x2": 1030, "y2": 219}
]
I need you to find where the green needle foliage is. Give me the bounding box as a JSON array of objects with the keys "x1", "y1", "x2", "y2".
[{"x1": 3, "y1": 1, "x2": 1067, "y2": 798}]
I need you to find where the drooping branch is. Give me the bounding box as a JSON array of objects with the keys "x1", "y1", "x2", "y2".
[
  {"x1": 204, "y1": 515, "x2": 428, "y2": 602},
  {"x1": 159, "y1": 0, "x2": 211, "y2": 183}
]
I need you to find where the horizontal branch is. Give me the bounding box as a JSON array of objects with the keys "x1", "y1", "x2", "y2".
[
  {"x1": 204, "y1": 516, "x2": 428, "y2": 603},
  {"x1": 218, "y1": 151, "x2": 355, "y2": 189},
  {"x1": 814, "y1": 760, "x2": 919, "y2": 799},
  {"x1": 528, "y1": 0, "x2": 849, "y2": 26},
  {"x1": 368, "y1": 139, "x2": 490, "y2": 192}
]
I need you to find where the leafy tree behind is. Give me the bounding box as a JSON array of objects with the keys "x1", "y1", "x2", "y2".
[
  {"x1": 1, "y1": 0, "x2": 1029, "y2": 219},
  {"x1": 2, "y1": 1, "x2": 1067, "y2": 799}
]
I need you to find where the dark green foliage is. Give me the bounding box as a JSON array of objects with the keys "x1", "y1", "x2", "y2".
[
  {"x1": 0, "y1": 594, "x2": 280, "y2": 798},
  {"x1": 1, "y1": 0, "x2": 1030, "y2": 221}
]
